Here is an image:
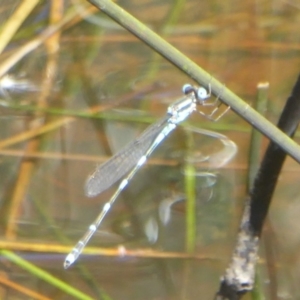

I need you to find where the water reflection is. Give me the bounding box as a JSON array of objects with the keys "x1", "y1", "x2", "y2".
[
  {"x1": 1, "y1": 0, "x2": 291, "y2": 296},
  {"x1": 146, "y1": 126, "x2": 238, "y2": 244},
  {"x1": 183, "y1": 125, "x2": 238, "y2": 169},
  {"x1": 105, "y1": 119, "x2": 238, "y2": 250}
]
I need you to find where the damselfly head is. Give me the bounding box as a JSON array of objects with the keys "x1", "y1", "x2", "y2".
[
  {"x1": 182, "y1": 83, "x2": 194, "y2": 95},
  {"x1": 197, "y1": 87, "x2": 209, "y2": 100},
  {"x1": 182, "y1": 83, "x2": 210, "y2": 103}
]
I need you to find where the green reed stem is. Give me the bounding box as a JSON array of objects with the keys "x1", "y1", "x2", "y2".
[{"x1": 88, "y1": 0, "x2": 300, "y2": 164}]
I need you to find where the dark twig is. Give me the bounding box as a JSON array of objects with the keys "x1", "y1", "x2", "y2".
[
  {"x1": 250, "y1": 75, "x2": 300, "y2": 233},
  {"x1": 216, "y1": 74, "x2": 300, "y2": 299}
]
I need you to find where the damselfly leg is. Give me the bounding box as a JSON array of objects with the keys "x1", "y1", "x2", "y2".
[{"x1": 183, "y1": 82, "x2": 230, "y2": 121}]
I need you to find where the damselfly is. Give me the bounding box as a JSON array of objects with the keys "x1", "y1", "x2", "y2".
[{"x1": 64, "y1": 83, "x2": 226, "y2": 268}]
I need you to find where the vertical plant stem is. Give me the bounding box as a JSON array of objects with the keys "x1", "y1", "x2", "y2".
[
  {"x1": 184, "y1": 130, "x2": 197, "y2": 253},
  {"x1": 247, "y1": 82, "x2": 269, "y2": 191}
]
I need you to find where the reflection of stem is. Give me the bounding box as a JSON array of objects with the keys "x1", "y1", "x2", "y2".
[{"x1": 183, "y1": 124, "x2": 237, "y2": 168}]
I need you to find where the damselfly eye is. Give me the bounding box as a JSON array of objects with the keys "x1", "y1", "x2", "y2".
[
  {"x1": 182, "y1": 84, "x2": 194, "y2": 95},
  {"x1": 197, "y1": 87, "x2": 208, "y2": 100}
]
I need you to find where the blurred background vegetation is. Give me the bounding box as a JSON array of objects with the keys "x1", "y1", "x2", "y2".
[{"x1": 0, "y1": 0, "x2": 299, "y2": 299}]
